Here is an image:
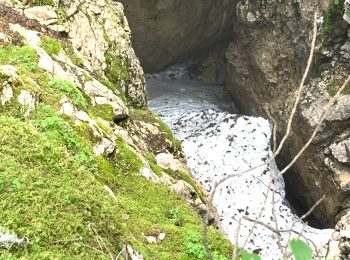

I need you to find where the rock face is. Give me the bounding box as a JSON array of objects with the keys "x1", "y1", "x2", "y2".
[
  {"x1": 119, "y1": 0, "x2": 236, "y2": 72},
  {"x1": 225, "y1": 0, "x2": 350, "y2": 227}
]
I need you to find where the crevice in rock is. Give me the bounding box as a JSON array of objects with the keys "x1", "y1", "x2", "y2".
[{"x1": 276, "y1": 156, "x2": 330, "y2": 229}]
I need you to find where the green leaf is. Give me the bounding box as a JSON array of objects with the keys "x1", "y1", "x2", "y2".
[
  {"x1": 334, "y1": 0, "x2": 339, "y2": 5},
  {"x1": 290, "y1": 239, "x2": 312, "y2": 260},
  {"x1": 241, "y1": 252, "x2": 262, "y2": 260},
  {"x1": 12, "y1": 179, "x2": 21, "y2": 188}
]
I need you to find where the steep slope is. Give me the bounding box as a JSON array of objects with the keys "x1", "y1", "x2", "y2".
[{"x1": 0, "y1": 1, "x2": 232, "y2": 258}]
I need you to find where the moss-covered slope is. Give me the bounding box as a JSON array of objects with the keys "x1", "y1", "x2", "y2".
[{"x1": 0, "y1": 1, "x2": 232, "y2": 259}]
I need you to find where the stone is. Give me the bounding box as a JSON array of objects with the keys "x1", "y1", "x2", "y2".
[
  {"x1": 0, "y1": 86, "x2": 13, "y2": 105},
  {"x1": 158, "y1": 232, "x2": 165, "y2": 241},
  {"x1": 68, "y1": 12, "x2": 107, "y2": 71},
  {"x1": 140, "y1": 167, "x2": 159, "y2": 182},
  {"x1": 156, "y1": 153, "x2": 185, "y2": 172},
  {"x1": 170, "y1": 180, "x2": 195, "y2": 202},
  {"x1": 224, "y1": 0, "x2": 349, "y2": 227},
  {"x1": 0, "y1": 65, "x2": 18, "y2": 83},
  {"x1": 0, "y1": 32, "x2": 10, "y2": 43},
  {"x1": 126, "y1": 244, "x2": 144, "y2": 260},
  {"x1": 18, "y1": 90, "x2": 38, "y2": 116},
  {"x1": 59, "y1": 98, "x2": 103, "y2": 139},
  {"x1": 340, "y1": 41, "x2": 350, "y2": 62},
  {"x1": 146, "y1": 236, "x2": 156, "y2": 244},
  {"x1": 24, "y1": 6, "x2": 58, "y2": 25},
  {"x1": 0, "y1": 226, "x2": 29, "y2": 248},
  {"x1": 93, "y1": 138, "x2": 116, "y2": 156},
  {"x1": 83, "y1": 80, "x2": 129, "y2": 120},
  {"x1": 344, "y1": 0, "x2": 350, "y2": 24},
  {"x1": 329, "y1": 138, "x2": 350, "y2": 164}
]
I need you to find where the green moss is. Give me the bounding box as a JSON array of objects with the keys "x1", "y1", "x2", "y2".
[
  {"x1": 64, "y1": 43, "x2": 84, "y2": 67},
  {"x1": 323, "y1": 0, "x2": 345, "y2": 47},
  {"x1": 30, "y1": 104, "x2": 99, "y2": 172},
  {"x1": 89, "y1": 104, "x2": 115, "y2": 122},
  {"x1": 105, "y1": 49, "x2": 130, "y2": 84},
  {"x1": 145, "y1": 152, "x2": 164, "y2": 177},
  {"x1": 57, "y1": 7, "x2": 68, "y2": 25},
  {"x1": 95, "y1": 157, "x2": 233, "y2": 259},
  {"x1": 0, "y1": 115, "x2": 123, "y2": 258},
  {"x1": 40, "y1": 36, "x2": 62, "y2": 56},
  {"x1": 0, "y1": 45, "x2": 38, "y2": 72},
  {"x1": 113, "y1": 137, "x2": 144, "y2": 175},
  {"x1": 0, "y1": 39, "x2": 232, "y2": 260},
  {"x1": 48, "y1": 77, "x2": 87, "y2": 109}
]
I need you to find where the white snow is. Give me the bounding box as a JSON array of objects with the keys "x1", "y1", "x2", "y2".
[{"x1": 147, "y1": 65, "x2": 334, "y2": 259}]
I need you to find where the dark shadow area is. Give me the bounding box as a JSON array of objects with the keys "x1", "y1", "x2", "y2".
[{"x1": 275, "y1": 155, "x2": 328, "y2": 229}]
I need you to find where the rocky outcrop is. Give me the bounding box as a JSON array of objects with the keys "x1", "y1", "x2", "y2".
[
  {"x1": 0, "y1": 1, "x2": 230, "y2": 258},
  {"x1": 224, "y1": 0, "x2": 350, "y2": 228},
  {"x1": 119, "y1": 0, "x2": 236, "y2": 72}
]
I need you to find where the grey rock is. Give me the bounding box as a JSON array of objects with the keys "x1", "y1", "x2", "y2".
[
  {"x1": 340, "y1": 41, "x2": 350, "y2": 62},
  {"x1": 119, "y1": 0, "x2": 235, "y2": 72},
  {"x1": 344, "y1": 0, "x2": 350, "y2": 24}
]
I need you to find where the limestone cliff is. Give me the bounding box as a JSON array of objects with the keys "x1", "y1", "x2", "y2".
[{"x1": 0, "y1": 0, "x2": 231, "y2": 258}]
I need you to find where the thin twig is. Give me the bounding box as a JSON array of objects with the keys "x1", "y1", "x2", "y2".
[
  {"x1": 79, "y1": 242, "x2": 110, "y2": 256},
  {"x1": 242, "y1": 178, "x2": 273, "y2": 249},
  {"x1": 265, "y1": 104, "x2": 277, "y2": 153},
  {"x1": 88, "y1": 223, "x2": 115, "y2": 260},
  {"x1": 232, "y1": 217, "x2": 242, "y2": 260},
  {"x1": 242, "y1": 216, "x2": 319, "y2": 254},
  {"x1": 115, "y1": 245, "x2": 125, "y2": 260},
  {"x1": 271, "y1": 180, "x2": 284, "y2": 257},
  {"x1": 300, "y1": 195, "x2": 325, "y2": 221},
  {"x1": 273, "y1": 11, "x2": 318, "y2": 158},
  {"x1": 276, "y1": 75, "x2": 350, "y2": 178}
]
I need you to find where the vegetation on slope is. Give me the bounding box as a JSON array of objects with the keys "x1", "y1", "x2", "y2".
[{"x1": 0, "y1": 15, "x2": 232, "y2": 259}]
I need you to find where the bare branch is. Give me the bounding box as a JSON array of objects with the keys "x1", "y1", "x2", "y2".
[
  {"x1": 271, "y1": 181, "x2": 284, "y2": 257},
  {"x1": 265, "y1": 104, "x2": 277, "y2": 153},
  {"x1": 232, "y1": 217, "x2": 242, "y2": 260},
  {"x1": 242, "y1": 216, "x2": 319, "y2": 254},
  {"x1": 277, "y1": 75, "x2": 350, "y2": 178},
  {"x1": 300, "y1": 195, "x2": 325, "y2": 221}
]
